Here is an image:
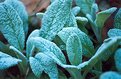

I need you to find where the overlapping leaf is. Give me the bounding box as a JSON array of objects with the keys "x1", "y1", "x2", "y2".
[
  {"x1": 58, "y1": 27, "x2": 94, "y2": 57},
  {"x1": 0, "y1": 3, "x2": 25, "y2": 51},
  {"x1": 0, "y1": 51, "x2": 21, "y2": 70},
  {"x1": 27, "y1": 37, "x2": 66, "y2": 63},
  {"x1": 66, "y1": 33, "x2": 82, "y2": 65},
  {"x1": 39, "y1": 0, "x2": 76, "y2": 41},
  {"x1": 4, "y1": 0, "x2": 28, "y2": 36},
  {"x1": 30, "y1": 53, "x2": 58, "y2": 79}
]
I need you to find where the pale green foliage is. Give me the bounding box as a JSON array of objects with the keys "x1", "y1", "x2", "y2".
[
  {"x1": 58, "y1": 27, "x2": 94, "y2": 57},
  {"x1": 72, "y1": 6, "x2": 80, "y2": 16},
  {"x1": 108, "y1": 28, "x2": 121, "y2": 37},
  {"x1": 75, "y1": 0, "x2": 95, "y2": 14},
  {"x1": 66, "y1": 33, "x2": 82, "y2": 65},
  {"x1": 27, "y1": 37, "x2": 66, "y2": 64},
  {"x1": 29, "y1": 57, "x2": 43, "y2": 78},
  {"x1": 0, "y1": 51, "x2": 21, "y2": 70},
  {"x1": 0, "y1": 3, "x2": 25, "y2": 51},
  {"x1": 114, "y1": 48, "x2": 121, "y2": 73},
  {"x1": 4, "y1": 0, "x2": 28, "y2": 36},
  {"x1": 30, "y1": 53, "x2": 58, "y2": 79},
  {"x1": 114, "y1": 8, "x2": 121, "y2": 29},
  {"x1": 95, "y1": 7, "x2": 117, "y2": 28},
  {"x1": 39, "y1": 0, "x2": 76, "y2": 41},
  {"x1": 100, "y1": 71, "x2": 121, "y2": 79}
]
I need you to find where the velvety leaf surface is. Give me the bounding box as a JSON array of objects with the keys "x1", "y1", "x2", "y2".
[
  {"x1": 114, "y1": 8, "x2": 121, "y2": 29},
  {"x1": 114, "y1": 48, "x2": 121, "y2": 73},
  {"x1": 0, "y1": 51, "x2": 21, "y2": 70},
  {"x1": 27, "y1": 37, "x2": 66, "y2": 64},
  {"x1": 39, "y1": 0, "x2": 74, "y2": 40},
  {"x1": 4, "y1": 0, "x2": 28, "y2": 36},
  {"x1": 58, "y1": 27, "x2": 94, "y2": 57},
  {"x1": 0, "y1": 3, "x2": 25, "y2": 51},
  {"x1": 35, "y1": 53, "x2": 58, "y2": 79},
  {"x1": 108, "y1": 28, "x2": 121, "y2": 37},
  {"x1": 100, "y1": 71, "x2": 121, "y2": 79},
  {"x1": 66, "y1": 33, "x2": 82, "y2": 65},
  {"x1": 29, "y1": 57, "x2": 43, "y2": 78}
]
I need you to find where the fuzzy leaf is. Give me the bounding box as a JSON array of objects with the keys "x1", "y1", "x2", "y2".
[
  {"x1": 75, "y1": 0, "x2": 95, "y2": 14},
  {"x1": 26, "y1": 29, "x2": 40, "y2": 57},
  {"x1": 114, "y1": 48, "x2": 121, "y2": 73},
  {"x1": 66, "y1": 33, "x2": 82, "y2": 65},
  {"x1": 100, "y1": 71, "x2": 121, "y2": 79},
  {"x1": 72, "y1": 6, "x2": 80, "y2": 16},
  {"x1": 0, "y1": 51, "x2": 21, "y2": 70},
  {"x1": 78, "y1": 37, "x2": 121, "y2": 69},
  {"x1": 27, "y1": 37, "x2": 66, "y2": 64},
  {"x1": 108, "y1": 29, "x2": 121, "y2": 37},
  {"x1": 29, "y1": 57, "x2": 43, "y2": 78},
  {"x1": 114, "y1": 8, "x2": 121, "y2": 29},
  {"x1": 0, "y1": 3, "x2": 25, "y2": 51},
  {"x1": 39, "y1": 0, "x2": 73, "y2": 41},
  {"x1": 4, "y1": 0, "x2": 28, "y2": 36},
  {"x1": 95, "y1": 7, "x2": 117, "y2": 28},
  {"x1": 58, "y1": 27, "x2": 94, "y2": 57},
  {"x1": 35, "y1": 53, "x2": 58, "y2": 79}
]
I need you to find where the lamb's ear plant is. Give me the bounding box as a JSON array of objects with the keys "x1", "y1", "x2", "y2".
[{"x1": 1, "y1": 0, "x2": 121, "y2": 79}]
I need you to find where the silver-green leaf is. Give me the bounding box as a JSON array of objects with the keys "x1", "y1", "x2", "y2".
[
  {"x1": 0, "y1": 3, "x2": 25, "y2": 51},
  {"x1": 27, "y1": 37, "x2": 66, "y2": 64},
  {"x1": 35, "y1": 53, "x2": 58, "y2": 79},
  {"x1": 29, "y1": 57, "x2": 43, "y2": 78},
  {"x1": 39, "y1": 0, "x2": 73, "y2": 41},
  {"x1": 66, "y1": 33, "x2": 82, "y2": 65},
  {"x1": 58, "y1": 27, "x2": 94, "y2": 57},
  {"x1": 114, "y1": 48, "x2": 121, "y2": 73},
  {"x1": 0, "y1": 51, "x2": 21, "y2": 70},
  {"x1": 4, "y1": 0, "x2": 28, "y2": 36}
]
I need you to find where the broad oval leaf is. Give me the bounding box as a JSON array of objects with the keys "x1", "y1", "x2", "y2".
[
  {"x1": 4, "y1": 0, "x2": 28, "y2": 36},
  {"x1": 95, "y1": 7, "x2": 117, "y2": 28},
  {"x1": 27, "y1": 37, "x2": 66, "y2": 64},
  {"x1": 66, "y1": 33, "x2": 82, "y2": 65},
  {"x1": 58, "y1": 27, "x2": 94, "y2": 57},
  {"x1": 29, "y1": 57, "x2": 43, "y2": 78},
  {"x1": 100, "y1": 71, "x2": 121, "y2": 79},
  {"x1": 108, "y1": 28, "x2": 121, "y2": 37},
  {"x1": 0, "y1": 51, "x2": 21, "y2": 70},
  {"x1": 0, "y1": 3, "x2": 25, "y2": 51},
  {"x1": 39, "y1": 0, "x2": 73, "y2": 41},
  {"x1": 35, "y1": 53, "x2": 58, "y2": 79},
  {"x1": 114, "y1": 48, "x2": 121, "y2": 73}
]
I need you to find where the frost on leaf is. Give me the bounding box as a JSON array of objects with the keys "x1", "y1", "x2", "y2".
[
  {"x1": 0, "y1": 3, "x2": 25, "y2": 51},
  {"x1": 114, "y1": 48, "x2": 121, "y2": 73},
  {"x1": 66, "y1": 33, "x2": 82, "y2": 65},
  {"x1": 4, "y1": 0, "x2": 28, "y2": 36},
  {"x1": 0, "y1": 51, "x2": 21, "y2": 70},
  {"x1": 39, "y1": 0, "x2": 77, "y2": 41},
  {"x1": 58, "y1": 27, "x2": 94, "y2": 57},
  {"x1": 26, "y1": 37, "x2": 66, "y2": 64},
  {"x1": 30, "y1": 53, "x2": 58, "y2": 79}
]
